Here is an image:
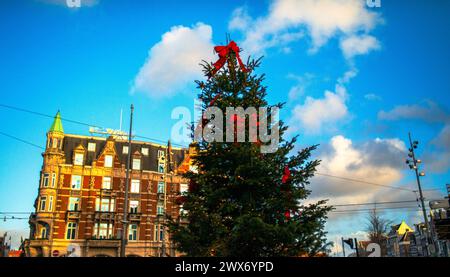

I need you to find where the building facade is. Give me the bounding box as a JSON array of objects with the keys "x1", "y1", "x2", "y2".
[{"x1": 25, "y1": 112, "x2": 194, "y2": 257}]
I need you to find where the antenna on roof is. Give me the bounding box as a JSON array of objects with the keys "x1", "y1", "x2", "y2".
[{"x1": 119, "y1": 108, "x2": 123, "y2": 131}]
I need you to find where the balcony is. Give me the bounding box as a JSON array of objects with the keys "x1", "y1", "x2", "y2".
[
  {"x1": 100, "y1": 189, "x2": 113, "y2": 197},
  {"x1": 94, "y1": 211, "x2": 115, "y2": 221},
  {"x1": 128, "y1": 213, "x2": 142, "y2": 222},
  {"x1": 157, "y1": 192, "x2": 165, "y2": 202},
  {"x1": 66, "y1": 211, "x2": 81, "y2": 220}
]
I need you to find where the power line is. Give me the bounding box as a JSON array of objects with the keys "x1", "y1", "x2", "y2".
[
  {"x1": 331, "y1": 200, "x2": 418, "y2": 207},
  {"x1": 331, "y1": 206, "x2": 421, "y2": 213},
  {"x1": 0, "y1": 131, "x2": 44, "y2": 150},
  {"x1": 0, "y1": 103, "x2": 186, "y2": 147},
  {"x1": 316, "y1": 172, "x2": 416, "y2": 192}
]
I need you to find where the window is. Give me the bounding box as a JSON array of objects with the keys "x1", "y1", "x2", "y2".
[
  {"x1": 94, "y1": 223, "x2": 113, "y2": 239},
  {"x1": 74, "y1": 153, "x2": 84, "y2": 166},
  {"x1": 129, "y1": 200, "x2": 139, "y2": 214},
  {"x1": 88, "y1": 142, "x2": 96, "y2": 152},
  {"x1": 95, "y1": 198, "x2": 115, "y2": 212},
  {"x1": 158, "y1": 163, "x2": 165, "y2": 173},
  {"x1": 40, "y1": 227, "x2": 47, "y2": 239},
  {"x1": 52, "y1": 138, "x2": 58, "y2": 148},
  {"x1": 39, "y1": 196, "x2": 47, "y2": 211},
  {"x1": 154, "y1": 224, "x2": 164, "y2": 242},
  {"x1": 71, "y1": 175, "x2": 82, "y2": 190},
  {"x1": 51, "y1": 173, "x2": 56, "y2": 187},
  {"x1": 128, "y1": 224, "x2": 138, "y2": 241},
  {"x1": 68, "y1": 197, "x2": 80, "y2": 211},
  {"x1": 180, "y1": 183, "x2": 188, "y2": 194},
  {"x1": 102, "y1": 177, "x2": 111, "y2": 190},
  {"x1": 157, "y1": 182, "x2": 165, "y2": 194},
  {"x1": 42, "y1": 173, "x2": 50, "y2": 188},
  {"x1": 157, "y1": 204, "x2": 164, "y2": 215},
  {"x1": 66, "y1": 222, "x2": 77, "y2": 240},
  {"x1": 104, "y1": 155, "x2": 113, "y2": 168},
  {"x1": 130, "y1": 179, "x2": 140, "y2": 193},
  {"x1": 132, "y1": 158, "x2": 141, "y2": 170},
  {"x1": 122, "y1": 146, "x2": 129, "y2": 154},
  {"x1": 141, "y1": 147, "x2": 149, "y2": 156},
  {"x1": 158, "y1": 150, "x2": 165, "y2": 158},
  {"x1": 48, "y1": 196, "x2": 53, "y2": 212}
]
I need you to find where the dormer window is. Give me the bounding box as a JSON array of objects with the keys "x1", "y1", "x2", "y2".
[
  {"x1": 123, "y1": 146, "x2": 129, "y2": 154},
  {"x1": 74, "y1": 153, "x2": 84, "y2": 166},
  {"x1": 104, "y1": 155, "x2": 113, "y2": 168},
  {"x1": 132, "y1": 158, "x2": 141, "y2": 170},
  {"x1": 88, "y1": 142, "x2": 96, "y2": 152}
]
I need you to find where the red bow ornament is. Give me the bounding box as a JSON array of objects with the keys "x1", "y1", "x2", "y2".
[
  {"x1": 211, "y1": 41, "x2": 248, "y2": 76},
  {"x1": 281, "y1": 166, "x2": 291, "y2": 184}
]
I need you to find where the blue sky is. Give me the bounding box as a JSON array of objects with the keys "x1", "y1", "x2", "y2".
[{"x1": 1, "y1": 0, "x2": 449, "y2": 253}]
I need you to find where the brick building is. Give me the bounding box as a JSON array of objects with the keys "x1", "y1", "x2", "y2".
[{"x1": 24, "y1": 111, "x2": 194, "y2": 257}]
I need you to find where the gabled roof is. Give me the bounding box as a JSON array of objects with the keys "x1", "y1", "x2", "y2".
[{"x1": 49, "y1": 111, "x2": 64, "y2": 133}]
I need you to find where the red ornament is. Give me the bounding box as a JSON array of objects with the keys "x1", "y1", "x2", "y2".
[
  {"x1": 284, "y1": 210, "x2": 291, "y2": 220},
  {"x1": 210, "y1": 41, "x2": 248, "y2": 76},
  {"x1": 281, "y1": 166, "x2": 291, "y2": 184}
]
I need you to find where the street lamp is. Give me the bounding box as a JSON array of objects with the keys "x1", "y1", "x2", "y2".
[{"x1": 405, "y1": 132, "x2": 431, "y2": 256}]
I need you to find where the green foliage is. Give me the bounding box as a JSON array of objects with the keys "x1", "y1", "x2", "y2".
[{"x1": 168, "y1": 54, "x2": 333, "y2": 257}]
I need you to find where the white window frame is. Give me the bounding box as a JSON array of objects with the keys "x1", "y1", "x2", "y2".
[
  {"x1": 71, "y1": 175, "x2": 82, "y2": 190},
  {"x1": 39, "y1": 196, "x2": 47, "y2": 211},
  {"x1": 123, "y1": 146, "x2": 129, "y2": 154},
  {"x1": 66, "y1": 222, "x2": 77, "y2": 240},
  {"x1": 51, "y1": 173, "x2": 56, "y2": 187},
  {"x1": 157, "y1": 182, "x2": 165, "y2": 194},
  {"x1": 180, "y1": 183, "x2": 188, "y2": 194},
  {"x1": 48, "y1": 196, "x2": 54, "y2": 212},
  {"x1": 95, "y1": 198, "x2": 115, "y2": 212},
  {"x1": 102, "y1": 176, "x2": 112, "y2": 190},
  {"x1": 94, "y1": 222, "x2": 113, "y2": 239},
  {"x1": 129, "y1": 200, "x2": 139, "y2": 214},
  {"x1": 74, "y1": 153, "x2": 84, "y2": 166},
  {"x1": 132, "y1": 158, "x2": 141, "y2": 170},
  {"x1": 40, "y1": 226, "x2": 47, "y2": 239},
  {"x1": 104, "y1": 155, "x2": 113, "y2": 168},
  {"x1": 154, "y1": 224, "x2": 164, "y2": 242},
  {"x1": 68, "y1": 197, "x2": 80, "y2": 211},
  {"x1": 87, "y1": 142, "x2": 96, "y2": 152},
  {"x1": 130, "y1": 179, "x2": 140, "y2": 193},
  {"x1": 157, "y1": 204, "x2": 164, "y2": 215},
  {"x1": 42, "y1": 173, "x2": 50, "y2": 188},
  {"x1": 128, "y1": 224, "x2": 138, "y2": 241},
  {"x1": 141, "y1": 148, "x2": 149, "y2": 156},
  {"x1": 158, "y1": 150, "x2": 165, "y2": 158}
]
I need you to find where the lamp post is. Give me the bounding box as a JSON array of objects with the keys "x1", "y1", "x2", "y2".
[
  {"x1": 405, "y1": 132, "x2": 430, "y2": 256},
  {"x1": 120, "y1": 104, "x2": 134, "y2": 257}
]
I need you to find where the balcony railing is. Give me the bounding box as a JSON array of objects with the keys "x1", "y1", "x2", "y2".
[
  {"x1": 94, "y1": 211, "x2": 115, "y2": 221},
  {"x1": 128, "y1": 213, "x2": 142, "y2": 221},
  {"x1": 66, "y1": 211, "x2": 81, "y2": 220}
]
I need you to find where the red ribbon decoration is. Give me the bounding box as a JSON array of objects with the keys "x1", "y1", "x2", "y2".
[
  {"x1": 281, "y1": 166, "x2": 291, "y2": 184},
  {"x1": 211, "y1": 41, "x2": 248, "y2": 76}
]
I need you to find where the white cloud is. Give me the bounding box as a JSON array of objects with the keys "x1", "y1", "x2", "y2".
[
  {"x1": 378, "y1": 101, "x2": 450, "y2": 123},
  {"x1": 131, "y1": 23, "x2": 215, "y2": 98},
  {"x1": 289, "y1": 69, "x2": 356, "y2": 134},
  {"x1": 38, "y1": 0, "x2": 99, "y2": 7},
  {"x1": 340, "y1": 34, "x2": 380, "y2": 59},
  {"x1": 229, "y1": 0, "x2": 381, "y2": 57},
  {"x1": 308, "y1": 135, "x2": 407, "y2": 205}
]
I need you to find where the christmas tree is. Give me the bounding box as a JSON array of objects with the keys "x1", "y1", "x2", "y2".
[{"x1": 168, "y1": 40, "x2": 332, "y2": 257}]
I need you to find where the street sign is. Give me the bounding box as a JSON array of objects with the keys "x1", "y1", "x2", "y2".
[{"x1": 52, "y1": 250, "x2": 59, "y2": 257}]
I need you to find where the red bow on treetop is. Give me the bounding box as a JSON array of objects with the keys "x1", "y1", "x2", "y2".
[
  {"x1": 281, "y1": 165, "x2": 291, "y2": 184},
  {"x1": 211, "y1": 41, "x2": 248, "y2": 76}
]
